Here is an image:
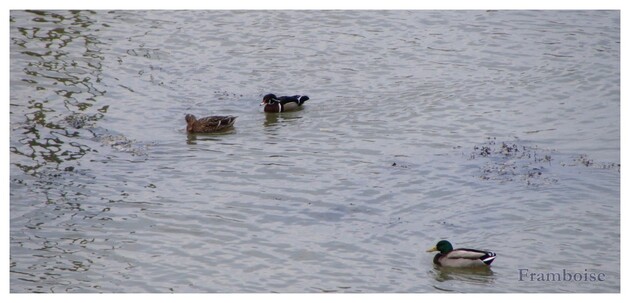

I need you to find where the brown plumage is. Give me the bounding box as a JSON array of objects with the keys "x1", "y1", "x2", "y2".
[{"x1": 185, "y1": 114, "x2": 237, "y2": 133}]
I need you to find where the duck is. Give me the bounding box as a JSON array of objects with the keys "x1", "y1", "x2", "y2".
[
  {"x1": 260, "y1": 94, "x2": 309, "y2": 113},
  {"x1": 426, "y1": 240, "x2": 496, "y2": 268},
  {"x1": 185, "y1": 114, "x2": 237, "y2": 133}
]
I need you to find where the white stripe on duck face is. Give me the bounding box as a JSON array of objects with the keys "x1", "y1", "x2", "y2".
[{"x1": 482, "y1": 255, "x2": 495, "y2": 261}]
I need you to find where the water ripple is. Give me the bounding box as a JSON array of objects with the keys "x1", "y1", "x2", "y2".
[{"x1": 11, "y1": 10, "x2": 619, "y2": 293}]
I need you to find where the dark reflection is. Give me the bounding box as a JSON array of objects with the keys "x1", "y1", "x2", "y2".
[
  {"x1": 430, "y1": 265, "x2": 496, "y2": 285},
  {"x1": 186, "y1": 129, "x2": 237, "y2": 144},
  {"x1": 10, "y1": 11, "x2": 111, "y2": 293},
  {"x1": 10, "y1": 10, "x2": 108, "y2": 175},
  {"x1": 263, "y1": 110, "x2": 304, "y2": 127}
]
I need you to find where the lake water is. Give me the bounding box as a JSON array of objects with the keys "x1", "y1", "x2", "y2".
[{"x1": 9, "y1": 10, "x2": 620, "y2": 293}]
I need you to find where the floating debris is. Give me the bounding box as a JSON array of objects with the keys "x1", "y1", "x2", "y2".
[
  {"x1": 577, "y1": 154, "x2": 594, "y2": 167},
  {"x1": 64, "y1": 112, "x2": 103, "y2": 129},
  {"x1": 467, "y1": 137, "x2": 619, "y2": 186},
  {"x1": 390, "y1": 161, "x2": 409, "y2": 169},
  {"x1": 563, "y1": 154, "x2": 620, "y2": 171},
  {"x1": 213, "y1": 90, "x2": 244, "y2": 100},
  {"x1": 469, "y1": 137, "x2": 558, "y2": 186},
  {"x1": 98, "y1": 134, "x2": 147, "y2": 156}
]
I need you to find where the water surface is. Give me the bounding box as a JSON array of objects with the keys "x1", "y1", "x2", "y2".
[{"x1": 10, "y1": 10, "x2": 620, "y2": 292}]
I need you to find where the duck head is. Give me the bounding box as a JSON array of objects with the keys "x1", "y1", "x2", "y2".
[
  {"x1": 185, "y1": 114, "x2": 196, "y2": 132},
  {"x1": 427, "y1": 240, "x2": 454, "y2": 254},
  {"x1": 261, "y1": 94, "x2": 279, "y2": 105}
]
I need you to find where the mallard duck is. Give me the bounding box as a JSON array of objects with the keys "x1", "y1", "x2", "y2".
[
  {"x1": 185, "y1": 114, "x2": 237, "y2": 133},
  {"x1": 260, "y1": 94, "x2": 309, "y2": 113},
  {"x1": 426, "y1": 240, "x2": 496, "y2": 268}
]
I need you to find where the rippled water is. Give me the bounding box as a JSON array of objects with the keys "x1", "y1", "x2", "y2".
[{"x1": 10, "y1": 10, "x2": 620, "y2": 293}]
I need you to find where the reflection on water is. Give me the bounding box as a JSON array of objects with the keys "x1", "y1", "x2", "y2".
[
  {"x1": 263, "y1": 110, "x2": 304, "y2": 127},
  {"x1": 431, "y1": 266, "x2": 495, "y2": 284},
  {"x1": 186, "y1": 130, "x2": 238, "y2": 144},
  {"x1": 10, "y1": 10, "x2": 108, "y2": 175}
]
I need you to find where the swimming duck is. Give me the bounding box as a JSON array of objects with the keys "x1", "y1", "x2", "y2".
[
  {"x1": 185, "y1": 114, "x2": 237, "y2": 133},
  {"x1": 260, "y1": 94, "x2": 309, "y2": 113},
  {"x1": 426, "y1": 240, "x2": 496, "y2": 268}
]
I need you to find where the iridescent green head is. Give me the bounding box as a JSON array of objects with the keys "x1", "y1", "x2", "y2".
[{"x1": 426, "y1": 240, "x2": 454, "y2": 254}]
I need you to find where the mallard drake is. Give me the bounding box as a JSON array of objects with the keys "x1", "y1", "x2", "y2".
[
  {"x1": 185, "y1": 114, "x2": 237, "y2": 133},
  {"x1": 426, "y1": 240, "x2": 496, "y2": 268},
  {"x1": 260, "y1": 94, "x2": 309, "y2": 113}
]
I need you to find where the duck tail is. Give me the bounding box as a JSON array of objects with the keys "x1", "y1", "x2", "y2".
[{"x1": 481, "y1": 252, "x2": 497, "y2": 265}]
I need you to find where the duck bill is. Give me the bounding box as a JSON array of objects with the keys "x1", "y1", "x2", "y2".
[
  {"x1": 426, "y1": 246, "x2": 438, "y2": 252},
  {"x1": 260, "y1": 101, "x2": 266, "y2": 106}
]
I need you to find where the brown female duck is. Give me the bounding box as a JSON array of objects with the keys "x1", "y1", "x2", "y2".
[{"x1": 185, "y1": 114, "x2": 237, "y2": 133}]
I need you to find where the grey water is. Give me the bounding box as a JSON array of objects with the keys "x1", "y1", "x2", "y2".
[{"x1": 10, "y1": 10, "x2": 619, "y2": 293}]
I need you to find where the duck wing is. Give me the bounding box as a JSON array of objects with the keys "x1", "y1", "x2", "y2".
[
  {"x1": 279, "y1": 95, "x2": 309, "y2": 105},
  {"x1": 446, "y1": 249, "x2": 496, "y2": 265},
  {"x1": 197, "y1": 116, "x2": 237, "y2": 127}
]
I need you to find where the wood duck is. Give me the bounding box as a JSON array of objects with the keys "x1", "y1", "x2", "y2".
[
  {"x1": 185, "y1": 114, "x2": 236, "y2": 133},
  {"x1": 260, "y1": 94, "x2": 309, "y2": 113},
  {"x1": 426, "y1": 240, "x2": 496, "y2": 268}
]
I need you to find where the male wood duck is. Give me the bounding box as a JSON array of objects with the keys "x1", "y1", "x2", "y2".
[
  {"x1": 185, "y1": 114, "x2": 237, "y2": 133},
  {"x1": 426, "y1": 240, "x2": 496, "y2": 268},
  {"x1": 260, "y1": 94, "x2": 310, "y2": 113}
]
